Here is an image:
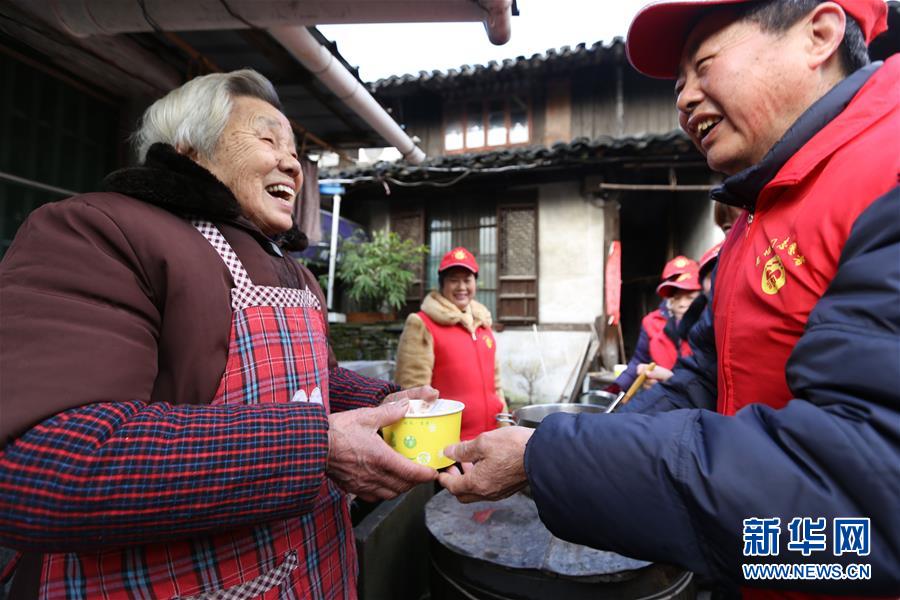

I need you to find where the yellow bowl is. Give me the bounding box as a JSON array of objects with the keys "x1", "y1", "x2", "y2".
[{"x1": 382, "y1": 399, "x2": 464, "y2": 469}]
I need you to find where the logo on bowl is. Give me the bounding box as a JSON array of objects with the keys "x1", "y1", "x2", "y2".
[
  {"x1": 416, "y1": 452, "x2": 431, "y2": 465},
  {"x1": 403, "y1": 435, "x2": 417, "y2": 449}
]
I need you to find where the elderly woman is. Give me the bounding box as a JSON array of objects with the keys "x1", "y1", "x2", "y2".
[
  {"x1": 0, "y1": 69, "x2": 436, "y2": 599},
  {"x1": 395, "y1": 247, "x2": 506, "y2": 441}
]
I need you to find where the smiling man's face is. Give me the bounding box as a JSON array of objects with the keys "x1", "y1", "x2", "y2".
[{"x1": 675, "y1": 9, "x2": 812, "y2": 175}]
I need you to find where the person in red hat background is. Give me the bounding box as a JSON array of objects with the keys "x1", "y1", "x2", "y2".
[
  {"x1": 612, "y1": 255, "x2": 701, "y2": 392},
  {"x1": 395, "y1": 247, "x2": 507, "y2": 441},
  {"x1": 639, "y1": 242, "x2": 724, "y2": 390},
  {"x1": 439, "y1": 0, "x2": 898, "y2": 597}
]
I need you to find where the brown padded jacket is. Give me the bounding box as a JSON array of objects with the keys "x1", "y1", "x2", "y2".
[{"x1": 0, "y1": 143, "x2": 331, "y2": 444}]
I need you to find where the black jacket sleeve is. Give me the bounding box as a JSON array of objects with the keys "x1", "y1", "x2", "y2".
[{"x1": 524, "y1": 187, "x2": 900, "y2": 593}]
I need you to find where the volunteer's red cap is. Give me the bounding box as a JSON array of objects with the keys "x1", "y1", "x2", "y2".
[
  {"x1": 699, "y1": 241, "x2": 724, "y2": 277},
  {"x1": 627, "y1": 0, "x2": 889, "y2": 79},
  {"x1": 661, "y1": 255, "x2": 699, "y2": 281},
  {"x1": 438, "y1": 247, "x2": 479, "y2": 274},
  {"x1": 657, "y1": 267, "x2": 702, "y2": 297}
]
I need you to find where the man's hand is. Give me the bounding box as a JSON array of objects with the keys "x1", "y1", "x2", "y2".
[
  {"x1": 327, "y1": 400, "x2": 437, "y2": 501},
  {"x1": 382, "y1": 385, "x2": 439, "y2": 409},
  {"x1": 438, "y1": 426, "x2": 534, "y2": 503}
]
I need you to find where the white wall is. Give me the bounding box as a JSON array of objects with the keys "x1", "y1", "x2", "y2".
[
  {"x1": 534, "y1": 182, "x2": 606, "y2": 324},
  {"x1": 488, "y1": 182, "x2": 606, "y2": 405},
  {"x1": 681, "y1": 198, "x2": 724, "y2": 262}
]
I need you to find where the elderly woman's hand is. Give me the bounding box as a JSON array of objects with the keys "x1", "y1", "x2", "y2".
[
  {"x1": 326, "y1": 400, "x2": 437, "y2": 501},
  {"x1": 381, "y1": 385, "x2": 439, "y2": 413}
]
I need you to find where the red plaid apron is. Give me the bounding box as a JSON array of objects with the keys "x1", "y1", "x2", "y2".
[{"x1": 39, "y1": 221, "x2": 355, "y2": 599}]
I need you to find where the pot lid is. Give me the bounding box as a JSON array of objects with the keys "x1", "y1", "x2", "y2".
[{"x1": 426, "y1": 489, "x2": 650, "y2": 576}]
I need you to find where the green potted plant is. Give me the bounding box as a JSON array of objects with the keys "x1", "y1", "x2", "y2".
[{"x1": 336, "y1": 230, "x2": 428, "y2": 322}]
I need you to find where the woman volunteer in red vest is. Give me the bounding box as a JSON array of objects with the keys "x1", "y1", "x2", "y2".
[
  {"x1": 648, "y1": 265, "x2": 702, "y2": 372},
  {"x1": 396, "y1": 247, "x2": 507, "y2": 441},
  {"x1": 644, "y1": 245, "x2": 722, "y2": 389},
  {"x1": 613, "y1": 255, "x2": 700, "y2": 391}
]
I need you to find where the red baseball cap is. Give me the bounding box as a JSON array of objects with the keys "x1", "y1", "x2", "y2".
[
  {"x1": 699, "y1": 241, "x2": 724, "y2": 278},
  {"x1": 661, "y1": 255, "x2": 699, "y2": 281},
  {"x1": 627, "y1": 0, "x2": 889, "y2": 79},
  {"x1": 657, "y1": 267, "x2": 702, "y2": 297},
  {"x1": 438, "y1": 247, "x2": 479, "y2": 274}
]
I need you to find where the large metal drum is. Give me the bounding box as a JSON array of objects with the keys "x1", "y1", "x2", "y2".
[{"x1": 426, "y1": 490, "x2": 694, "y2": 600}]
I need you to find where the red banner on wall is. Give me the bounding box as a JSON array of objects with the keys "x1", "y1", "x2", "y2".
[{"x1": 605, "y1": 241, "x2": 622, "y2": 326}]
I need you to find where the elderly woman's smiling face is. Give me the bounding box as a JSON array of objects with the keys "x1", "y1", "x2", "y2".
[{"x1": 195, "y1": 95, "x2": 302, "y2": 236}]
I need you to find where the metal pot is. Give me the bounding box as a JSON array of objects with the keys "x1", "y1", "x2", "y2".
[
  {"x1": 496, "y1": 403, "x2": 608, "y2": 429},
  {"x1": 578, "y1": 390, "x2": 617, "y2": 408}
]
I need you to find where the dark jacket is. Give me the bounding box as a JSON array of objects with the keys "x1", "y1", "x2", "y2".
[{"x1": 525, "y1": 58, "x2": 900, "y2": 596}]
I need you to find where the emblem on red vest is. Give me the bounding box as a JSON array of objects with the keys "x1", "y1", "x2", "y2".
[
  {"x1": 484, "y1": 336, "x2": 493, "y2": 349},
  {"x1": 762, "y1": 255, "x2": 787, "y2": 295}
]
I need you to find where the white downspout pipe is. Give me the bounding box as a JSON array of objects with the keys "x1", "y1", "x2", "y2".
[
  {"x1": 327, "y1": 194, "x2": 342, "y2": 310},
  {"x1": 479, "y1": 0, "x2": 514, "y2": 45},
  {"x1": 29, "y1": 1, "x2": 513, "y2": 43},
  {"x1": 269, "y1": 26, "x2": 426, "y2": 164}
]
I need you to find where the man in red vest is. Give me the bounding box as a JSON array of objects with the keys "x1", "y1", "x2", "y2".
[{"x1": 439, "y1": 1, "x2": 898, "y2": 597}]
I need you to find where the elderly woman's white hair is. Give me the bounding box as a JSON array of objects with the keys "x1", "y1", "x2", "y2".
[{"x1": 133, "y1": 69, "x2": 282, "y2": 163}]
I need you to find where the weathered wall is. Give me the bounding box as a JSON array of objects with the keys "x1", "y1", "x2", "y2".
[{"x1": 535, "y1": 181, "x2": 605, "y2": 324}]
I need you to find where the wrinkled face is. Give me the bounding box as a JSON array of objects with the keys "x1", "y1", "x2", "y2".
[
  {"x1": 194, "y1": 96, "x2": 302, "y2": 236},
  {"x1": 675, "y1": 10, "x2": 810, "y2": 175},
  {"x1": 668, "y1": 289, "x2": 700, "y2": 323},
  {"x1": 441, "y1": 267, "x2": 477, "y2": 311}
]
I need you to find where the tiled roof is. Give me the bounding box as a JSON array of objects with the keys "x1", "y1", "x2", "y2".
[
  {"x1": 322, "y1": 130, "x2": 700, "y2": 184},
  {"x1": 369, "y1": 39, "x2": 626, "y2": 93},
  {"x1": 371, "y1": 0, "x2": 900, "y2": 92}
]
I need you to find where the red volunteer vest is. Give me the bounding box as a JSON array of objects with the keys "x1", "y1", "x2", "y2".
[
  {"x1": 712, "y1": 58, "x2": 899, "y2": 600},
  {"x1": 642, "y1": 309, "x2": 691, "y2": 370},
  {"x1": 418, "y1": 312, "x2": 502, "y2": 441},
  {"x1": 713, "y1": 57, "x2": 899, "y2": 419}
]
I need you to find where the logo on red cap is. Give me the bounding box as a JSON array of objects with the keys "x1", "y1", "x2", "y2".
[
  {"x1": 662, "y1": 255, "x2": 699, "y2": 281},
  {"x1": 657, "y1": 263, "x2": 702, "y2": 297},
  {"x1": 438, "y1": 247, "x2": 479, "y2": 274}
]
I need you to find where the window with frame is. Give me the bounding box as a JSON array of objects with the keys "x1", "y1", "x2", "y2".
[
  {"x1": 444, "y1": 95, "x2": 530, "y2": 153},
  {"x1": 405, "y1": 196, "x2": 537, "y2": 325},
  {"x1": 496, "y1": 204, "x2": 538, "y2": 324},
  {"x1": 425, "y1": 200, "x2": 498, "y2": 316}
]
